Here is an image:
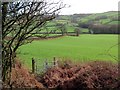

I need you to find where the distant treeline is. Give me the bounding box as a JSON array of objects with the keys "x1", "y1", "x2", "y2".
[
  {"x1": 89, "y1": 24, "x2": 119, "y2": 34},
  {"x1": 79, "y1": 23, "x2": 119, "y2": 34}
]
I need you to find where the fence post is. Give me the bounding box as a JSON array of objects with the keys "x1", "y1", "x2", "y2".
[
  {"x1": 53, "y1": 57, "x2": 58, "y2": 67},
  {"x1": 32, "y1": 58, "x2": 35, "y2": 73}
]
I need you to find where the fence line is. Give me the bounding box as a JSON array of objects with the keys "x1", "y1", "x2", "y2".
[{"x1": 32, "y1": 57, "x2": 58, "y2": 74}]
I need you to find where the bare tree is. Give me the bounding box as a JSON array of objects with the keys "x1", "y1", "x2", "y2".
[
  {"x1": 2, "y1": 0, "x2": 65, "y2": 85},
  {"x1": 56, "y1": 23, "x2": 67, "y2": 35},
  {"x1": 74, "y1": 27, "x2": 80, "y2": 36}
]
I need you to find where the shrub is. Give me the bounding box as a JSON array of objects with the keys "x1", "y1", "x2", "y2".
[{"x1": 40, "y1": 61, "x2": 119, "y2": 89}]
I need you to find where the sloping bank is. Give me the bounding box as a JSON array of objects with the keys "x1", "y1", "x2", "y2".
[{"x1": 3, "y1": 60, "x2": 119, "y2": 89}]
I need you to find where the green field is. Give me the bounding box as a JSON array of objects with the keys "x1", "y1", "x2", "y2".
[{"x1": 17, "y1": 34, "x2": 118, "y2": 69}]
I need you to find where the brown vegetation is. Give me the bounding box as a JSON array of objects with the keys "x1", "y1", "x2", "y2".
[
  {"x1": 40, "y1": 61, "x2": 119, "y2": 89},
  {"x1": 3, "y1": 60, "x2": 119, "y2": 89},
  {"x1": 3, "y1": 60, "x2": 45, "y2": 88}
]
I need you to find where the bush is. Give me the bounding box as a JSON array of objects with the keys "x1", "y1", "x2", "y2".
[
  {"x1": 40, "y1": 61, "x2": 119, "y2": 89},
  {"x1": 3, "y1": 60, "x2": 45, "y2": 88}
]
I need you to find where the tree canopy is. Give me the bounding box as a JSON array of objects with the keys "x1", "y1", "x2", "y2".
[{"x1": 2, "y1": 0, "x2": 65, "y2": 85}]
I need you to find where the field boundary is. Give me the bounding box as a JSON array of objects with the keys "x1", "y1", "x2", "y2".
[
  {"x1": 32, "y1": 57, "x2": 58, "y2": 74},
  {"x1": 5, "y1": 35, "x2": 64, "y2": 41}
]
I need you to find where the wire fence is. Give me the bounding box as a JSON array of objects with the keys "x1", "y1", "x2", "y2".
[{"x1": 32, "y1": 57, "x2": 58, "y2": 74}]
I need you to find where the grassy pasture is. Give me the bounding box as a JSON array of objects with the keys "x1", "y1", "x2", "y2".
[
  {"x1": 17, "y1": 34, "x2": 118, "y2": 69},
  {"x1": 99, "y1": 19, "x2": 111, "y2": 24},
  {"x1": 79, "y1": 11, "x2": 118, "y2": 26}
]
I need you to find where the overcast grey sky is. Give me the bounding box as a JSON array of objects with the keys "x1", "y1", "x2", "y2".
[{"x1": 54, "y1": 0, "x2": 119, "y2": 15}]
